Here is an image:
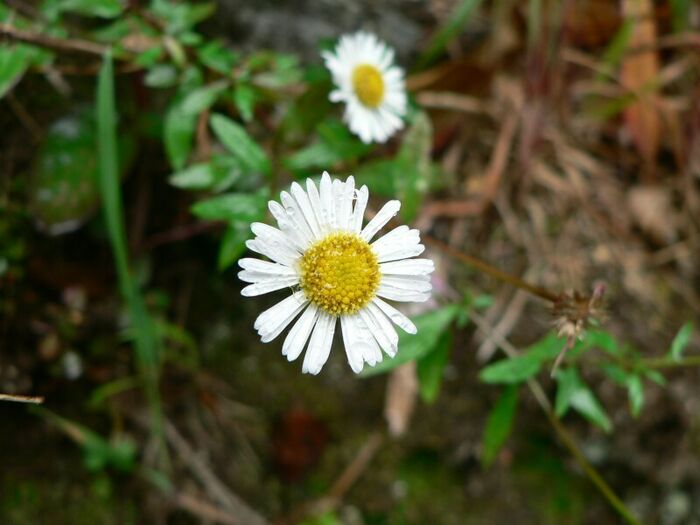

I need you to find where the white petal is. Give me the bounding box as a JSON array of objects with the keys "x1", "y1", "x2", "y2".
[
  {"x1": 245, "y1": 239, "x2": 299, "y2": 267},
  {"x1": 361, "y1": 200, "x2": 401, "y2": 241},
  {"x1": 302, "y1": 312, "x2": 336, "y2": 375},
  {"x1": 340, "y1": 315, "x2": 365, "y2": 373},
  {"x1": 359, "y1": 305, "x2": 398, "y2": 358},
  {"x1": 372, "y1": 225, "x2": 419, "y2": 253},
  {"x1": 336, "y1": 176, "x2": 355, "y2": 231},
  {"x1": 278, "y1": 191, "x2": 315, "y2": 245},
  {"x1": 240, "y1": 275, "x2": 299, "y2": 296},
  {"x1": 238, "y1": 258, "x2": 296, "y2": 275},
  {"x1": 377, "y1": 282, "x2": 431, "y2": 302},
  {"x1": 375, "y1": 242, "x2": 425, "y2": 263},
  {"x1": 380, "y1": 258, "x2": 434, "y2": 276},
  {"x1": 306, "y1": 178, "x2": 326, "y2": 235},
  {"x1": 251, "y1": 222, "x2": 301, "y2": 255},
  {"x1": 268, "y1": 201, "x2": 311, "y2": 250},
  {"x1": 253, "y1": 292, "x2": 308, "y2": 343},
  {"x1": 319, "y1": 171, "x2": 336, "y2": 230},
  {"x1": 289, "y1": 182, "x2": 322, "y2": 239},
  {"x1": 351, "y1": 185, "x2": 369, "y2": 233},
  {"x1": 372, "y1": 297, "x2": 417, "y2": 334},
  {"x1": 380, "y1": 275, "x2": 433, "y2": 293},
  {"x1": 282, "y1": 303, "x2": 319, "y2": 361}
]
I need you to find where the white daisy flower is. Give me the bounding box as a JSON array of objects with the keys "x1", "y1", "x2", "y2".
[
  {"x1": 322, "y1": 31, "x2": 407, "y2": 144},
  {"x1": 239, "y1": 172, "x2": 434, "y2": 375}
]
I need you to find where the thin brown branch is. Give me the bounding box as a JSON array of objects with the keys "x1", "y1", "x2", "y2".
[
  {"x1": 423, "y1": 235, "x2": 560, "y2": 303},
  {"x1": 0, "y1": 393, "x2": 44, "y2": 404},
  {"x1": 0, "y1": 23, "x2": 113, "y2": 56}
]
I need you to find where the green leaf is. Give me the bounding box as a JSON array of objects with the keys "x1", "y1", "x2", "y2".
[
  {"x1": 285, "y1": 119, "x2": 371, "y2": 173},
  {"x1": 190, "y1": 192, "x2": 267, "y2": 222},
  {"x1": 164, "y1": 100, "x2": 197, "y2": 170},
  {"x1": 197, "y1": 41, "x2": 238, "y2": 74},
  {"x1": 30, "y1": 107, "x2": 100, "y2": 234},
  {"x1": 416, "y1": 0, "x2": 483, "y2": 68},
  {"x1": 0, "y1": 45, "x2": 32, "y2": 99},
  {"x1": 627, "y1": 374, "x2": 644, "y2": 418},
  {"x1": 361, "y1": 305, "x2": 459, "y2": 377},
  {"x1": 97, "y1": 51, "x2": 162, "y2": 431},
  {"x1": 144, "y1": 64, "x2": 178, "y2": 88},
  {"x1": 233, "y1": 83, "x2": 256, "y2": 122},
  {"x1": 481, "y1": 385, "x2": 518, "y2": 467},
  {"x1": 168, "y1": 156, "x2": 242, "y2": 192},
  {"x1": 479, "y1": 332, "x2": 563, "y2": 385},
  {"x1": 417, "y1": 331, "x2": 451, "y2": 403},
  {"x1": 578, "y1": 329, "x2": 620, "y2": 355},
  {"x1": 57, "y1": 0, "x2": 124, "y2": 18},
  {"x1": 555, "y1": 368, "x2": 611, "y2": 432},
  {"x1": 643, "y1": 369, "x2": 666, "y2": 387},
  {"x1": 480, "y1": 354, "x2": 542, "y2": 385},
  {"x1": 395, "y1": 111, "x2": 432, "y2": 222},
  {"x1": 180, "y1": 81, "x2": 228, "y2": 115},
  {"x1": 670, "y1": 0, "x2": 692, "y2": 32},
  {"x1": 210, "y1": 113, "x2": 271, "y2": 176},
  {"x1": 600, "y1": 363, "x2": 629, "y2": 387},
  {"x1": 669, "y1": 322, "x2": 693, "y2": 362}
]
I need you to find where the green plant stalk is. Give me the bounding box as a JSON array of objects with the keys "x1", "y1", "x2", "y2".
[
  {"x1": 640, "y1": 356, "x2": 700, "y2": 369},
  {"x1": 471, "y1": 312, "x2": 641, "y2": 525},
  {"x1": 97, "y1": 50, "x2": 167, "y2": 467}
]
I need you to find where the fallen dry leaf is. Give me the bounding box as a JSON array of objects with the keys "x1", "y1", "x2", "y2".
[
  {"x1": 620, "y1": 0, "x2": 661, "y2": 170},
  {"x1": 384, "y1": 361, "x2": 418, "y2": 438},
  {"x1": 627, "y1": 185, "x2": 678, "y2": 244}
]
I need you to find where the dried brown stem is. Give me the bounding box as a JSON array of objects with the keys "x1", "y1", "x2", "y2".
[
  {"x1": 0, "y1": 23, "x2": 112, "y2": 56},
  {"x1": 423, "y1": 235, "x2": 560, "y2": 303},
  {"x1": 0, "y1": 393, "x2": 44, "y2": 404}
]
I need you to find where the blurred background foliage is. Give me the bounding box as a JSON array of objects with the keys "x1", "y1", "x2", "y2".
[{"x1": 1, "y1": 0, "x2": 700, "y2": 524}]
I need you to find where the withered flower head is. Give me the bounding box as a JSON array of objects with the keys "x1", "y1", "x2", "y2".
[{"x1": 549, "y1": 283, "x2": 607, "y2": 376}]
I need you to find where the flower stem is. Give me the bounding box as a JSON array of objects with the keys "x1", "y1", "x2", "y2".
[
  {"x1": 424, "y1": 235, "x2": 560, "y2": 303},
  {"x1": 640, "y1": 356, "x2": 700, "y2": 369}
]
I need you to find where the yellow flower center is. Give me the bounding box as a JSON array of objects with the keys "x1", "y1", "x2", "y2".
[
  {"x1": 352, "y1": 64, "x2": 385, "y2": 108},
  {"x1": 299, "y1": 232, "x2": 381, "y2": 316}
]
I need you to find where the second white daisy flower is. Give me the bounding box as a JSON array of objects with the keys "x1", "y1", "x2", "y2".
[
  {"x1": 239, "y1": 172, "x2": 434, "y2": 375},
  {"x1": 322, "y1": 31, "x2": 407, "y2": 144}
]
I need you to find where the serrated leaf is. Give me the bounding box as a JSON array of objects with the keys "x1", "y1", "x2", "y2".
[
  {"x1": 417, "y1": 331, "x2": 451, "y2": 403},
  {"x1": 669, "y1": 322, "x2": 693, "y2": 362},
  {"x1": 210, "y1": 113, "x2": 270, "y2": 176},
  {"x1": 361, "y1": 305, "x2": 458, "y2": 377},
  {"x1": 481, "y1": 385, "x2": 518, "y2": 467},
  {"x1": 555, "y1": 367, "x2": 611, "y2": 432},
  {"x1": 190, "y1": 192, "x2": 267, "y2": 222}
]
